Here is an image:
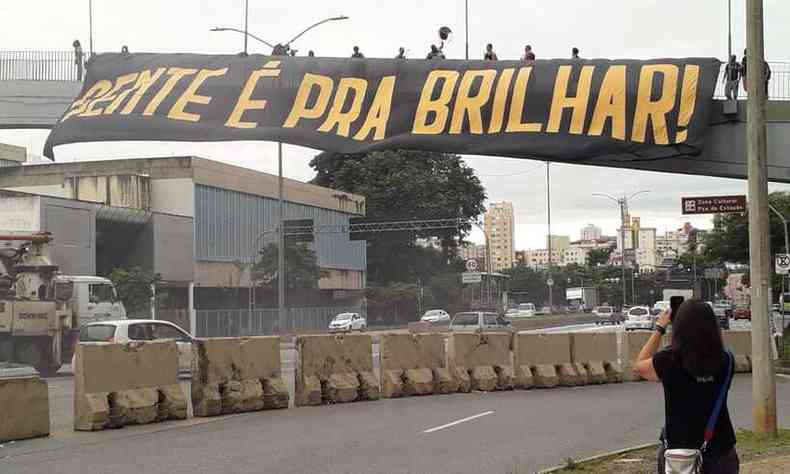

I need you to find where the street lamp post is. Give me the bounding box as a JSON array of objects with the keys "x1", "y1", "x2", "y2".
[
  {"x1": 472, "y1": 220, "x2": 492, "y2": 307},
  {"x1": 211, "y1": 15, "x2": 349, "y2": 55},
  {"x1": 465, "y1": 0, "x2": 469, "y2": 60},
  {"x1": 769, "y1": 202, "x2": 789, "y2": 346},
  {"x1": 547, "y1": 162, "x2": 553, "y2": 313},
  {"x1": 593, "y1": 191, "x2": 650, "y2": 309}
]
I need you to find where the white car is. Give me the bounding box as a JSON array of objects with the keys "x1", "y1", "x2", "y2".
[
  {"x1": 625, "y1": 306, "x2": 655, "y2": 331},
  {"x1": 328, "y1": 312, "x2": 366, "y2": 332},
  {"x1": 75, "y1": 319, "x2": 194, "y2": 373},
  {"x1": 420, "y1": 309, "x2": 450, "y2": 323},
  {"x1": 515, "y1": 303, "x2": 536, "y2": 318},
  {"x1": 652, "y1": 301, "x2": 670, "y2": 315}
]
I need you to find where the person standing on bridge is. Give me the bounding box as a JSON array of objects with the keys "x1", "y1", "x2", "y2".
[
  {"x1": 484, "y1": 43, "x2": 498, "y2": 61},
  {"x1": 72, "y1": 40, "x2": 84, "y2": 81},
  {"x1": 637, "y1": 300, "x2": 738, "y2": 474},
  {"x1": 723, "y1": 55, "x2": 742, "y2": 101}
]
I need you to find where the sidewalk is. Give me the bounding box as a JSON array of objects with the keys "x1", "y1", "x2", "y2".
[{"x1": 743, "y1": 454, "x2": 790, "y2": 473}]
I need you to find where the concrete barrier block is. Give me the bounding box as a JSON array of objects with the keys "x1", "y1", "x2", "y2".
[
  {"x1": 327, "y1": 373, "x2": 360, "y2": 403},
  {"x1": 297, "y1": 375, "x2": 322, "y2": 406},
  {"x1": 221, "y1": 379, "x2": 264, "y2": 414},
  {"x1": 723, "y1": 331, "x2": 752, "y2": 357},
  {"x1": 572, "y1": 362, "x2": 590, "y2": 385},
  {"x1": 450, "y1": 333, "x2": 512, "y2": 369},
  {"x1": 262, "y1": 377, "x2": 289, "y2": 409},
  {"x1": 471, "y1": 366, "x2": 498, "y2": 392},
  {"x1": 571, "y1": 333, "x2": 618, "y2": 365},
  {"x1": 432, "y1": 367, "x2": 456, "y2": 394},
  {"x1": 585, "y1": 361, "x2": 607, "y2": 384},
  {"x1": 357, "y1": 371, "x2": 380, "y2": 401},
  {"x1": 74, "y1": 392, "x2": 109, "y2": 431},
  {"x1": 532, "y1": 364, "x2": 558, "y2": 388},
  {"x1": 403, "y1": 368, "x2": 434, "y2": 395},
  {"x1": 0, "y1": 377, "x2": 50, "y2": 442},
  {"x1": 192, "y1": 383, "x2": 222, "y2": 417},
  {"x1": 112, "y1": 388, "x2": 159, "y2": 426},
  {"x1": 495, "y1": 365, "x2": 514, "y2": 390},
  {"x1": 557, "y1": 363, "x2": 582, "y2": 386},
  {"x1": 514, "y1": 333, "x2": 572, "y2": 368},
  {"x1": 514, "y1": 365, "x2": 534, "y2": 389},
  {"x1": 623, "y1": 332, "x2": 652, "y2": 382},
  {"x1": 157, "y1": 384, "x2": 188, "y2": 421},
  {"x1": 453, "y1": 366, "x2": 472, "y2": 393},
  {"x1": 734, "y1": 355, "x2": 751, "y2": 373},
  {"x1": 604, "y1": 361, "x2": 623, "y2": 383},
  {"x1": 382, "y1": 369, "x2": 404, "y2": 398},
  {"x1": 296, "y1": 334, "x2": 373, "y2": 406}
]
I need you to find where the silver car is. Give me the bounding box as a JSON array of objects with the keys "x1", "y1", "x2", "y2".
[
  {"x1": 624, "y1": 306, "x2": 654, "y2": 331},
  {"x1": 449, "y1": 312, "x2": 513, "y2": 333}
]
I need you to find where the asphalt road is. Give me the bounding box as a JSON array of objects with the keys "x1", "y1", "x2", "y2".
[{"x1": 2, "y1": 374, "x2": 789, "y2": 474}]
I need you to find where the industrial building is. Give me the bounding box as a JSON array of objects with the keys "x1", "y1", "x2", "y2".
[{"x1": 0, "y1": 155, "x2": 367, "y2": 335}]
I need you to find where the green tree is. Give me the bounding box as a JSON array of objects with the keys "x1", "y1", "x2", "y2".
[
  {"x1": 587, "y1": 247, "x2": 614, "y2": 268},
  {"x1": 253, "y1": 242, "x2": 327, "y2": 288},
  {"x1": 108, "y1": 266, "x2": 161, "y2": 317},
  {"x1": 310, "y1": 150, "x2": 486, "y2": 285}
]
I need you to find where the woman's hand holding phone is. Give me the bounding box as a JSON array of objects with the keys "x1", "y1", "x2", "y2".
[{"x1": 656, "y1": 310, "x2": 672, "y2": 328}]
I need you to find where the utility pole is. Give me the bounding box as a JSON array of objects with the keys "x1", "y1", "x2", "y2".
[
  {"x1": 547, "y1": 163, "x2": 553, "y2": 313},
  {"x1": 465, "y1": 0, "x2": 469, "y2": 60},
  {"x1": 746, "y1": 0, "x2": 777, "y2": 436},
  {"x1": 727, "y1": 0, "x2": 732, "y2": 59},
  {"x1": 244, "y1": 0, "x2": 249, "y2": 55},
  {"x1": 278, "y1": 142, "x2": 286, "y2": 334},
  {"x1": 88, "y1": 0, "x2": 94, "y2": 56}
]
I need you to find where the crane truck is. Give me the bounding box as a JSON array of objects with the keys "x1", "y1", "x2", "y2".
[{"x1": 0, "y1": 232, "x2": 126, "y2": 375}]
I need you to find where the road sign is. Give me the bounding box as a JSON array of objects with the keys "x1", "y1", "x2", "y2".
[
  {"x1": 462, "y1": 272, "x2": 482, "y2": 284},
  {"x1": 682, "y1": 195, "x2": 746, "y2": 215},
  {"x1": 776, "y1": 254, "x2": 790, "y2": 275},
  {"x1": 547, "y1": 278, "x2": 554, "y2": 286},
  {"x1": 465, "y1": 258, "x2": 479, "y2": 272}
]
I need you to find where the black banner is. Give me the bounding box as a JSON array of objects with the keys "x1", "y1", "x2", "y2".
[{"x1": 44, "y1": 53, "x2": 720, "y2": 161}]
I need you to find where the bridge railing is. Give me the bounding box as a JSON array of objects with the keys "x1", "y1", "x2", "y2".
[
  {"x1": 3, "y1": 50, "x2": 790, "y2": 101},
  {"x1": 0, "y1": 50, "x2": 82, "y2": 81}
]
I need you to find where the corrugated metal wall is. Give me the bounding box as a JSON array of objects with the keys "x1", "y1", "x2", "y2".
[{"x1": 195, "y1": 184, "x2": 366, "y2": 271}]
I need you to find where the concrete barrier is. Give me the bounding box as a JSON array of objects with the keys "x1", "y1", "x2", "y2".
[
  {"x1": 74, "y1": 341, "x2": 187, "y2": 431},
  {"x1": 295, "y1": 334, "x2": 379, "y2": 406},
  {"x1": 447, "y1": 333, "x2": 513, "y2": 392},
  {"x1": 570, "y1": 333, "x2": 622, "y2": 384},
  {"x1": 513, "y1": 333, "x2": 583, "y2": 388},
  {"x1": 407, "y1": 322, "x2": 444, "y2": 334},
  {"x1": 622, "y1": 332, "x2": 652, "y2": 381},
  {"x1": 0, "y1": 375, "x2": 49, "y2": 442},
  {"x1": 379, "y1": 333, "x2": 453, "y2": 398},
  {"x1": 191, "y1": 337, "x2": 289, "y2": 417},
  {"x1": 722, "y1": 331, "x2": 752, "y2": 373}
]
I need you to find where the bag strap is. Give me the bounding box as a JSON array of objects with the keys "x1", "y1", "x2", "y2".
[{"x1": 702, "y1": 351, "x2": 733, "y2": 450}]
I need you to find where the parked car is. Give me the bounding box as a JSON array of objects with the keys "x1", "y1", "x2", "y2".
[
  {"x1": 734, "y1": 307, "x2": 751, "y2": 321},
  {"x1": 75, "y1": 320, "x2": 194, "y2": 373},
  {"x1": 328, "y1": 312, "x2": 366, "y2": 332},
  {"x1": 420, "y1": 309, "x2": 451, "y2": 323},
  {"x1": 516, "y1": 303, "x2": 536, "y2": 317},
  {"x1": 593, "y1": 306, "x2": 622, "y2": 325},
  {"x1": 651, "y1": 300, "x2": 670, "y2": 316},
  {"x1": 449, "y1": 312, "x2": 513, "y2": 333},
  {"x1": 624, "y1": 306, "x2": 654, "y2": 331}
]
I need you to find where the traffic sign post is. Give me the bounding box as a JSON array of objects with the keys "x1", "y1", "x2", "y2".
[
  {"x1": 465, "y1": 259, "x2": 479, "y2": 272},
  {"x1": 775, "y1": 254, "x2": 790, "y2": 275}
]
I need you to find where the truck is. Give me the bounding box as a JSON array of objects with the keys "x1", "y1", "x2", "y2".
[
  {"x1": 0, "y1": 232, "x2": 126, "y2": 375},
  {"x1": 565, "y1": 287, "x2": 598, "y2": 312}
]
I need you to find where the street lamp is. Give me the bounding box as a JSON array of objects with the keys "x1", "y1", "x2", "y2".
[
  {"x1": 211, "y1": 15, "x2": 349, "y2": 55},
  {"x1": 472, "y1": 220, "x2": 492, "y2": 307},
  {"x1": 593, "y1": 190, "x2": 650, "y2": 308}
]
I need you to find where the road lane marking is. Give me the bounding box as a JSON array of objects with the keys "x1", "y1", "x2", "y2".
[{"x1": 422, "y1": 411, "x2": 494, "y2": 434}]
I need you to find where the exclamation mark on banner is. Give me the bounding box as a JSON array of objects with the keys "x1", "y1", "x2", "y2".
[{"x1": 675, "y1": 65, "x2": 700, "y2": 143}]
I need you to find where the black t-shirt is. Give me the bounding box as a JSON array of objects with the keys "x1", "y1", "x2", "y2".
[{"x1": 653, "y1": 349, "x2": 736, "y2": 455}]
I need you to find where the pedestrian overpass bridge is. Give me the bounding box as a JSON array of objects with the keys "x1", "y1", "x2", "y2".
[{"x1": 2, "y1": 50, "x2": 789, "y2": 182}]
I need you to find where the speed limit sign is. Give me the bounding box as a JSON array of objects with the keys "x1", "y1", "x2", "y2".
[
  {"x1": 465, "y1": 259, "x2": 479, "y2": 272},
  {"x1": 776, "y1": 254, "x2": 790, "y2": 275}
]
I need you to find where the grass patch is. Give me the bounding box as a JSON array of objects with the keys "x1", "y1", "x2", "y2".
[{"x1": 547, "y1": 429, "x2": 790, "y2": 474}]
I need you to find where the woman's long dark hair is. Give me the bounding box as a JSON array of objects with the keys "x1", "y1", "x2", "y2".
[{"x1": 669, "y1": 299, "x2": 725, "y2": 375}]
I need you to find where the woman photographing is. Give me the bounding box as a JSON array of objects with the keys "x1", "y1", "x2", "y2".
[{"x1": 637, "y1": 300, "x2": 738, "y2": 473}]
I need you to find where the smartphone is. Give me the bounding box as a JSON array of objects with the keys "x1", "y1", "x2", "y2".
[{"x1": 669, "y1": 296, "x2": 684, "y2": 321}]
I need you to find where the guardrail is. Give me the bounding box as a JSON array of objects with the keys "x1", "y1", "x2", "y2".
[{"x1": 3, "y1": 50, "x2": 789, "y2": 100}]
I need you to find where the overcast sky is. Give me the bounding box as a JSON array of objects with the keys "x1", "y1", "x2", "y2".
[{"x1": 2, "y1": 0, "x2": 790, "y2": 249}]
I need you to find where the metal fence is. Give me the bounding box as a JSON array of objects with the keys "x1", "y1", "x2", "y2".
[
  {"x1": 0, "y1": 51, "x2": 83, "y2": 81},
  {"x1": 194, "y1": 306, "x2": 366, "y2": 338},
  {"x1": 714, "y1": 61, "x2": 790, "y2": 101}
]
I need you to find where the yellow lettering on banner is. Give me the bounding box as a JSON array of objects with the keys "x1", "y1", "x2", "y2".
[
  {"x1": 283, "y1": 73, "x2": 334, "y2": 128},
  {"x1": 142, "y1": 67, "x2": 198, "y2": 116},
  {"x1": 412, "y1": 70, "x2": 460, "y2": 135},
  {"x1": 225, "y1": 61, "x2": 281, "y2": 129},
  {"x1": 506, "y1": 67, "x2": 542, "y2": 133},
  {"x1": 166, "y1": 68, "x2": 228, "y2": 122},
  {"x1": 318, "y1": 78, "x2": 369, "y2": 136},
  {"x1": 588, "y1": 65, "x2": 627, "y2": 140},
  {"x1": 675, "y1": 65, "x2": 700, "y2": 143},
  {"x1": 631, "y1": 64, "x2": 678, "y2": 144},
  {"x1": 449, "y1": 69, "x2": 496, "y2": 134},
  {"x1": 60, "y1": 80, "x2": 113, "y2": 121},
  {"x1": 79, "y1": 73, "x2": 139, "y2": 117},
  {"x1": 488, "y1": 68, "x2": 515, "y2": 134},
  {"x1": 547, "y1": 65, "x2": 594, "y2": 134},
  {"x1": 114, "y1": 68, "x2": 167, "y2": 115},
  {"x1": 353, "y1": 76, "x2": 396, "y2": 141}
]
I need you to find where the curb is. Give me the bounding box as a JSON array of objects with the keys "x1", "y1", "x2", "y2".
[{"x1": 535, "y1": 442, "x2": 659, "y2": 474}]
